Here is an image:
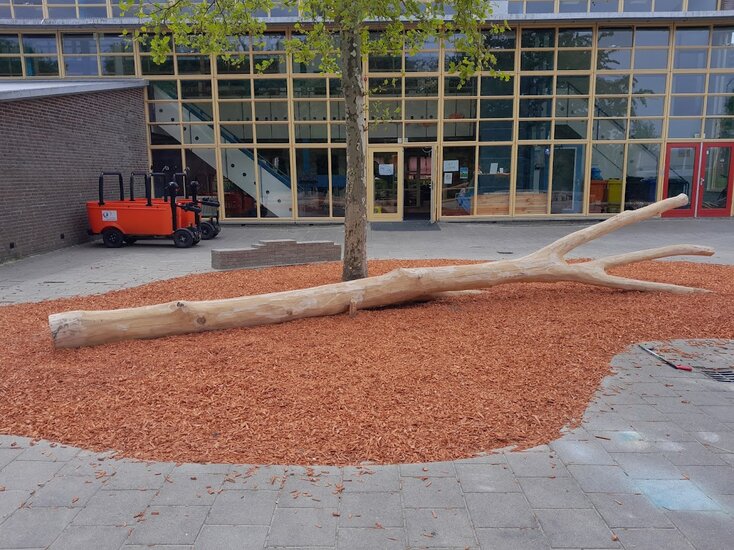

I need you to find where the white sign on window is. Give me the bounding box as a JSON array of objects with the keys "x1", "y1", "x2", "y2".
[
  {"x1": 443, "y1": 160, "x2": 459, "y2": 172},
  {"x1": 378, "y1": 164, "x2": 394, "y2": 176}
]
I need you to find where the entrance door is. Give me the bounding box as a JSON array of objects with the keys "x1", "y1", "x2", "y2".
[
  {"x1": 403, "y1": 147, "x2": 433, "y2": 220},
  {"x1": 368, "y1": 149, "x2": 403, "y2": 221},
  {"x1": 663, "y1": 143, "x2": 734, "y2": 217},
  {"x1": 699, "y1": 144, "x2": 734, "y2": 217}
]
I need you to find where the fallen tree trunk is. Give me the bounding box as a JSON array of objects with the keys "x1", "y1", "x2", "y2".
[{"x1": 49, "y1": 194, "x2": 714, "y2": 349}]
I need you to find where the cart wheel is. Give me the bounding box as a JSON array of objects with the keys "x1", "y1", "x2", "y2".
[
  {"x1": 192, "y1": 230, "x2": 201, "y2": 245},
  {"x1": 200, "y1": 221, "x2": 217, "y2": 240},
  {"x1": 123, "y1": 236, "x2": 137, "y2": 245},
  {"x1": 102, "y1": 228, "x2": 124, "y2": 248},
  {"x1": 173, "y1": 228, "x2": 195, "y2": 248}
]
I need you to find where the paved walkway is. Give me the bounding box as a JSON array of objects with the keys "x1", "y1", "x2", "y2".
[
  {"x1": 1, "y1": 217, "x2": 733, "y2": 304},
  {"x1": 0, "y1": 340, "x2": 733, "y2": 549}
]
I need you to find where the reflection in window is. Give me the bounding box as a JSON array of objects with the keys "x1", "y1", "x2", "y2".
[
  {"x1": 442, "y1": 147, "x2": 475, "y2": 216},
  {"x1": 296, "y1": 149, "x2": 329, "y2": 217},
  {"x1": 625, "y1": 143, "x2": 659, "y2": 210},
  {"x1": 551, "y1": 145, "x2": 586, "y2": 214},
  {"x1": 258, "y1": 148, "x2": 292, "y2": 218},
  {"x1": 222, "y1": 148, "x2": 258, "y2": 218},
  {"x1": 590, "y1": 144, "x2": 624, "y2": 213},
  {"x1": 516, "y1": 145, "x2": 550, "y2": 214},
  {"x1": 331, "y1": 149, "x2": 347, "y2": 216},
  {"x1": 477, "y1": 146, "x2": 511, "y2": 215}
]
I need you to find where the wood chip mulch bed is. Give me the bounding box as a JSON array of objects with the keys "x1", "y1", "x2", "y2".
[{"x1": 1, "y1": 259, "x2": 733, "y2": 466}]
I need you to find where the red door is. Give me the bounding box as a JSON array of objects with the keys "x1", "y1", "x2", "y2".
[
  {"x1": 697, "y1": 143, "x2": 734, "y2": 217},
  {"x1": 662, "y1": 143, "x2": 700, "y2": 218},
  {"x1": 663, "y1": 142, "x2": 734, "y2": 218}
]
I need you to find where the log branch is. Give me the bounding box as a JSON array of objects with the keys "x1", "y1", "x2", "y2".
[{"x1": 49, "y1": 194, "x2": 715, "y2": 349}]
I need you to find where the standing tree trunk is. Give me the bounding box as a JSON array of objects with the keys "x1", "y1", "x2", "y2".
[{"x1": 339, "y1": 28, "x2": 368, "y2": 281}]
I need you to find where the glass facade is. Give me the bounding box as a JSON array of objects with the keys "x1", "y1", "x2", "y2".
[{"x1": 1, "y1": 18, "x2": 734, "y2": 221}]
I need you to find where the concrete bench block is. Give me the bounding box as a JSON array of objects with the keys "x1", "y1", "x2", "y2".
[{"x1": 212, "y1": 240, "x2": 342, "y2": 270}]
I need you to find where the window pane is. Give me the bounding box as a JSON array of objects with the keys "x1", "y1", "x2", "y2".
[
  {"x1": 559, "y1": 0, "x2": 588, "y2": 12},
  {"x1": 219, "y1": 102, "x2": 253, "y2": 121},
  {"x1": 62, "y1": 34, "x2": 97, "y2": 54},
  {"x1": 630, "y1": 96, "x2": 664, "y2": 116},
  {"x1": 558, "y1": 28, "x2": 593, "y2": 48},
  {"x1": 623, "y1": 0, "x2": 651, "y2": 11},
  {"x1": 331, "y1": 149, "x2": 346, "y2": 216},
  {"x1": 551, "y1": 144, "x2": 586, "y2": 213},
  {"x1": 518, "y1": 120, "x2": 551, "y2": 140},
  {"x1": 625, "y1": 143, "x2": 659, "y2": 210},
  {"x1": 593, "y1": 119, "x2": 627, "y2": 140},
  {"x1": 405, "y1": 77, "x2": 439, "y2": 96},
  {"x1": 668, "y1": 118, "x2": 702, "y2": 138},
  {"x1": 516, "y1": 145, "x2": 550, "y2": 214},
  {"x1": 445, "y1": 77, "x2": 477, "y2": 95},
  {"x1": 554, "y1": 120, "x2": 588, "y2": 139},
  {"x1": 597, "y1": 49, "x2": 631, "y2": 70},
  {"x1": 709, "y1": 74, "x2": 734, "y2": 94},
  {"x1": 177, "y1": 56, "x2": 211, "y2": 75},
  {"x1": 674, "y1": 49, "x2": 708, "y2": 69},
  {"x1": 595, "y1": 97, "x2": 628, "y2": 118},
  {"x1": 654, "y1": 0, "x2": 682, "y2": 10},
  {"x1": 521, "y1": 28, "x2": 555, "y2": 48},
  {"x1": 24, "y1": 57, "x2": 59, "y2": 76},
  {"x1": 706, "y1": 96, "x2": 734, "y2": 116},
  {"x1": 521, "y1": 51, "x2": 554, "y2": 71},
  {"x1": 590, "y1": 144, "x2": 624, "y2": 213},
  {"x1": 370, "y1": 77, "x2": 402, "y2": 97},
  {"x1": 556, "y1": 75, "x2": 590, "y2": 95},
  {"x1": 633, "y1": 49, "x2": 668, "y2": 70},
  {"x1": 221, "y1": 148, "x2": 258, "y2": 218},
  {"x1": 558, "y1": 50, "x2": 591, "y2": 70},
  {"x1": 293, "y1": 78, "x2": 326, "y2": 98},
  {"x1": 478, "y1": 121, "x2": 513, "y2": 141},
  {"x1": 443, "y1": 122, "x2": 476, "y2": 141},
  {"x1": 220, "y1": 124, "x2": 254, "y2": 143},
  {"x1": 671, "y1": 96, "x2": 704, "y2": 117},
  {"x1": 629, "y1": 119, "x2": 663, "y2": 139},
  {"x1": 632, "y1": 74, "x2": 667, "y2": 94},
  {"x1": 712, "y1": 27, "x2": 734, "y2": 47},
  {"x1": 705, "y1": 118, "x2": 734, "y2": 139},
  {"x1": 405, "y1": 123, "x2": 438, "y2": 141},
  {"x1": 295, "y1": 101, "x2": 327, "y2": 121},
  {"x1": 710, "y1": 49, "x2": 734, "y2": 69},
  {"x1": 520, "y1": 75, "x2": 553, "y2": 95},
  {"x1": 598, "y1": 28, "x2": 633, "y2": 49},
  {"x1": 257, "y1": 148, "x2": 292, "y2": 217},
  {"x1": 480, "y1": 99, "x2": 513, "y2": 118},
  {"x1": 296, "y1": 149, "x2": 330, "y2": 217},
  {"x1": 406, "y1": 100, "x2": 438, "y2": 120},
  {"x1": 253, "y1": 79, "x2": 287, "y2": 97},
  {"x1": 675, "y1": 28, "x2": 710, "y2": 47},
  {"x1": 99, "y1": 34, "x2": 133, "y2": 53},
  {"x1": 0, "y1": 34, "x2": 21, "y2": 54},
  {"x1": 255, "y1": 123, "x2": 290, "y2": 143},
  {"x1": 0, "y1": 57, "x2": 22, "y2": 76},
  {"x1": 64, "y1": 56, "x2": 98, "y2": 75},
  {"x1": 635, "y1": 28, "x2": 669, "y2": 47},
  {"x1": 555, "y1": 97, "x2": 589, "y2": 118},
  {"x1": 672, "y1": 74, "x2": 706, "y2": 94},
  {"x1": 405, "y1": 52, "x2": 439, "y2": 72},
  {"x1": 596, "y1": 74, "x2": 630, "y2": 94},
  {"x1": 441, "y1": 146, "x2": 475, "y2": 216},
  {"x1": 520, "y1": 98, "x2": 552, "y2": 118},
  {"x1": 101, "y1": 56, "x2": 135, "y2": 76},
  {"x1": 481, "y1": 76, "x2": 514, "y2": 96},
  {"x1": 23, "y1": 35, "x2": 57, "y2": 54},
  {"x1": 477, "y1": 146, "x2": 512, "y2": 215}
]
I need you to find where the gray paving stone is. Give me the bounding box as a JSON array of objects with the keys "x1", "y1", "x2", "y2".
[
  {"x1": 0, "y1": 449, "x2": 21, "y2": 469},
  {"x1": 152, "y1": 473, "x2": 225, "y2": 506},
  {"x1": 692, "y1": 431, "x2": 734, "y2": 453},
  {"x1": 229, "y1": 465, "x2": 288, "y2": 490},
  {"x1": 660, "y1": 440, "x2": 728, "y2": 466},
  {"x1": 587, "y1": 493, "x2": 673, "y2": 528},
  {"x1": 194, "y1": 524, "x2": 269, "y2": 550},
  {"x1": 0, "y1": 490, "x2": 30, "y2": 523},
  {"x1": 676, "y1": 465, "x2": 734, "y2": 495},
  {"x1": 629, "y1": 421, "x2": 697, "y2": 442},
  {"x1": 267, "y1": 507, "x2": 338, "y2": 547},
  {"x1": 73, "y1": 489, "x2": 156, "y2": 526},
  {"x1": 519, "y1": 477, "x2": 592, "y2": 509},
  {"x1": 668, "y1": 511, "x2": 734, "y2": 550},
  {"x1": 566, "y1": 465, "x2": 636, "y2": 493},
  {"x1": 614, "y1": 527, "x2": 695, "y2": 550},
  {"x1": 279, "y1": 473, "x2": 341, "y2": 508},
  {"x1": 464, "y1": 492, "x2": 537, "y2": 528},
  {"x1": 205, "y1": 489, "x2": 277, "y2": 525},
  {"x1": 454, "y1": 463, "x2": 520, "y2": 493},
  {"x1": 172, "y1": 463, "x2": 231, "y2": 476},
  {"x1": 0, "y1": 436, "x2": 31, "y2": 449},
  {"x1": 590, "y1": 430, "x2": 654, "y2": 453},
  {"x1": 29, "y1": 474, "x2": 102, "y2": 508},
  {"x1": 550, "y1": 440, "x2": 615, "y2": 465},
  {"x1": 127, "y1": 505, "x2": 209, "y2": 546},
  {"x1": 664, "y1": 412, "x2": 730, "y2": 432},
  {"x1": 534, "y1": 509, "x2": 619, "y2": 549},
  {"x1": 506, "y1": 451, "x2": 569, "y2": 478},
  {"x1": 0, "y1": 506, "x2": 79, "y2": 549},
  {"x1": 15, "y1": 442, "x2": 80, "y2": 462},
  {"x1": 338, "y1": 491, "x2": 402, "y2": 528},
  {"x1": 581, "y1": 412, "x2": 634, "y2": 432},
  {"x1": 48, "y1": 525, "x2": 130, "y2": 550},
  {"x1": 404, "y1": 508, "x2": 476, "y2": 548},
  {"x1": 0, "y1": 459, "x2": 64, "y2": 491},
  {"x1": 475, "y1": 527, "x2": 550, "y2": 550},
  {"x1": 100, "y1": 460, "x2": 174, "y2": 491},
  {"x1": 401, "y1": 475, "x2": 465, "y2": 508},
  {"x1": 58, "y1": 452, "x2": 119, "y2": 477},
  {"x1": 336, "y1": 527, "x2": 405, "y2": 549},
  {"x1": 616, "y1": 404, "x2": 670, "y2": 422},
  {"x1": 342, "y1": 465, "x2": 400, "y2": 492},
  {"x1": 610, "y1": 452, "x2": 684, "y2": 479},
  {"x1": 635, "y1": 480, "x2": 720, "y2": 511},
  {"x1": 400, "y1": 461, "x2": 456, "y2": 477},
  {"x1": 124, "y1": 546, "x2": 191, "y2": 549}
]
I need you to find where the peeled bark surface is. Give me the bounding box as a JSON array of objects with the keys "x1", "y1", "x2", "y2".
[
  {"x1": 49, "y1": 194, "x2": 714, "y2": 349},
  {"x1": 339, "y1": 28, "x2": 368, "y2": 282}
]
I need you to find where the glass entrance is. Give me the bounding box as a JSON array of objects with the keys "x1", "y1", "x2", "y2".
[
  {"x1": 403, "y1": 148, "x2": 433, "y2": 220},
  {"x1": 663, "y1": 143, "x2": 734, "y2": 217},
  {"x1": 369, "y1": 149, "x2": 403, "y2": 220},
  {"x1": 699, "y1": 145, "x2": 733, "y2": 217}
]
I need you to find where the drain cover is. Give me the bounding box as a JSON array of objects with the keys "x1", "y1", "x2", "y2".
[{"x1": 699, "y1": 368, "x2": 734, "y2": 383}]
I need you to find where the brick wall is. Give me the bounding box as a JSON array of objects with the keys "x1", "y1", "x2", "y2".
[{"x1": 0, "y1": 87, "x2": 148, "y2": 263}]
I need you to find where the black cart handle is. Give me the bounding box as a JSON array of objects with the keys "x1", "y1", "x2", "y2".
[
  {"x1": 129, "y1": 171, "x2": 152, "y2": 206},
  {"x1": 98, "y1": 172, "x2": 124, "y2": 206}
]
